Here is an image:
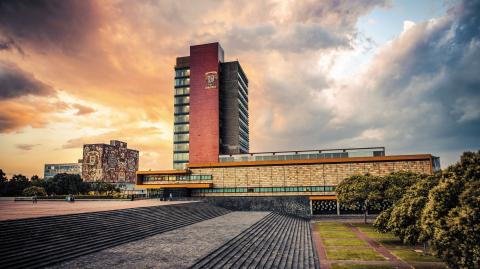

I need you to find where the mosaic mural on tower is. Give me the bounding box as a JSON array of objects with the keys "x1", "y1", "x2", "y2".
[{"x1": 82, "y1": 140, "x2": 139, "y2": 183}]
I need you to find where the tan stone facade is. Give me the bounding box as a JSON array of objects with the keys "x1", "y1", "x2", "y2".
[{"x1": 136, "y1": 155, "x2": 434, "y2": 197}]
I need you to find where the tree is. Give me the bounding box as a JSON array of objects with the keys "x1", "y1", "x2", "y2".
[
  {"x1": 31, "y1": 175, "x2": 47, "y2": 189},
  {"x1": 380, "y1": 171, "x2": 424, "y2": 204},
  {"x1": 336, "y1": 174, "x2": 383, "y2": 223},
  {"x1": 23, "y1": 186, "x2": 47, "y2": 197},
  {"x1": 50, "y1": 174, "x2": 89, "y2": 195},
  {"x1": 6, "y1": 174, "x2": 31, "y2": 196},
  {"x1": 375, "y1": 174, "x2": 440, "y2": 245},
  {"x1": 421, "y1": 151, "x2": 480, "y2": 269},
  {"x1": 0, "y1": 169, "x2": 7, "y2": 196}
]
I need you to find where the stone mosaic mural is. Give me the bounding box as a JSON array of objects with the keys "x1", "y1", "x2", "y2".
[{"x1": 82, "y1": 140, "x2": 139, "y2": 183}]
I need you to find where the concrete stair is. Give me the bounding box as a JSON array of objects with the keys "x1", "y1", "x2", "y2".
[
  {"x1": 0, "y1": 202, "x2": 230, "y2": 269},
  {"x1": 190, "y1": 213, "x2": 320, "y2": 269}
]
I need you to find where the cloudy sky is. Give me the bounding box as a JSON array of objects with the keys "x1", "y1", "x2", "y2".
[{"x1": 0, "y1": 0, "x2": 479, "y2": 177}]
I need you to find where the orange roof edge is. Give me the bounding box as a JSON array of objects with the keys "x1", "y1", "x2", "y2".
[
  {"x1": 310, "y1": 195, "x2": 337, "y2": 201},
  {"x1": 136, "y1": 169, "x2": 190, "y2": 175}
]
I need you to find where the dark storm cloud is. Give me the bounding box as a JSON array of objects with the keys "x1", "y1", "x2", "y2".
[
  {"x1": 0, "y1": 60, "x2": 53, "y2": 99},
  {"x1": 291, "y1": 0, "x2": 389, "y2": 30},
  {"x1": 0, "y1": 0, "x2": 100, "y2": 53},
  {"x1": 371, "y1": 0, "x2": 480, "y2": 147},
  {"x1": 0, "y1": 35, "x2": 23, "y2": 54},
  {"x1": 253, "y1": 0, "x2": 480, "y2": 164}
]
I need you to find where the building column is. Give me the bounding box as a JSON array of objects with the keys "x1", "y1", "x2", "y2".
[
  {"x1": 309, "y1": 199, "x2": 313, "y2": 216},
  {"x1": 336, "y1": 200, "x2": 340, "y2": 216}
]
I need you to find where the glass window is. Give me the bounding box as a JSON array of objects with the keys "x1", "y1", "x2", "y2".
[
  {"x1": 174, "y1": 96, "x2": 190, "y2": 105},
  {"x1": 174, "y1": 105, "x2": 190, "y2": 114},
  {"x1": 174, "y1": 115, "x2": 189, "y2": 124},
  {"x1": 175, "y1": 87, "x2": 190, "y2": 95},
  {"x1": 174, "y1": 124, "x2": 189, "y2": 132},
  {"x1": 173, "y1": 143, "x2": 189, "y2": 151},
  {"x1": 173, "y1": 152, "x2": 189, "y2": 161},
  {"x1": 175, "y1": 78, "x2": 190, "y2": 86},
  {"x1": 175, "y1": 69, "x2": 190, "y2": 77},
  {"x1": 174, "y1": 133, "x2": 189, "y2": 142}
]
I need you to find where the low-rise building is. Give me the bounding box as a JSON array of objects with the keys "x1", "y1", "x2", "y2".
[{"x1": 44, "y1": 160, "x2": 82, "y2": 179}]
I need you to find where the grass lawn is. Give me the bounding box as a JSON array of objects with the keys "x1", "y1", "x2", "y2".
[
  {"x1": 319, "y1": 230, "x2": 358, "y2": 238},
  {"x1": 323, "y1": 238, "x2": 368, "y2": 247},
  {"x1": 315, "y1": 222, "x2": 351, "y2": 231},
  {"x1": 375, "y1": 238, "x2": 405, "y2": 248},
  {"x1": 409, "y1": 262, "x2": 448, "y2": 269},
  {"x1": 361, "y1": 231, "x2": 397, "y2": 239},
  {"x1": 316, "y1": 222, "x2": 446, "y2": 268},
  {"x1": 326, "y1": 248, "x2": 386, "y2": 261},
  {"x1": 390, "y1": 249, "x2": 442, "y2": 262},
  {"x1": 331, "y1": 263, "x2": 395, "y2": 269}
]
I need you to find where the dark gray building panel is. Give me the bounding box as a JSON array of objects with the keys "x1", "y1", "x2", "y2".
[{"x1": 220, "y1": 61, "x2": 249, "y2": 154}]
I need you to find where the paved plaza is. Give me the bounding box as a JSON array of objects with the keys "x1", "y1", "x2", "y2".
[
  {"x1": 49, "y1": 211, "x2": 269, "y2": 269},
  {"x1": 0, "y1": 199, "x2": 191, "y2": 221}
]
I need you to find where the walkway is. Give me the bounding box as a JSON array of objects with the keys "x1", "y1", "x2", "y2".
[
  {"x1": 347, "y1": 223, "x2": 411, "y2": 269},
  {"x1": 49, "y1": 211, "x2": 270, "y2": 269},
  {"x1": 0, "y1": 200, "x2": 191, "y2": 221}
]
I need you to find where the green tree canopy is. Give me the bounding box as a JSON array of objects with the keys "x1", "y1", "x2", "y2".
[
  {"x1": 23, "y1": 186, "x2": 47, "y2": 197},
  {"x1": 0, "y1": 169, "x2": 7, "y2": 196},
  {"x1": 380, "y1": 171, "x2": 425, "y2": 204},
  {"x1": 375, "y1": 173, "x2": 440, "y2": 244},
  {"x1": 50, "y1": 174, "x2": 89, "y2": 195},
  {"x1": 336, "y1": 174, "x2": 383, "y2": 223},
  {"x1": 421, "y1": 151, "x2": 480, "y2": 269},
  {"x1": 6, "y1": 174, "x2": 30, "y2": 196}
]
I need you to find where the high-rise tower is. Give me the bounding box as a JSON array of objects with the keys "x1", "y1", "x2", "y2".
[{"x1": 173, "y1": 42, "x2": 249, "y2": 169}]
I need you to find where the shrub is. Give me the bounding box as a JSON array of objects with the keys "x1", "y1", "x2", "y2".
[{"x1": 22, "y1": 186, "x2": 47, "y2": 197}]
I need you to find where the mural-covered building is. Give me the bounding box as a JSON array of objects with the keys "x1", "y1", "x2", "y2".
[{"x1": 82, "y1": 140, "x2": 139, "y2": 184}]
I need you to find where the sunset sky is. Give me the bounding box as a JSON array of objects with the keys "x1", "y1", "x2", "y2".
[{"x1": 1, "y1": 0, "x2": 479, "y2": 177}]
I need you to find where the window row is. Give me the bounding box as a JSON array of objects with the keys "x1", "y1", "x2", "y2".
[
  {"x1": 174, "y1": 96, "x2": 190, "y2": 105},
  {"x1": 192, "y1": 186, "x2": 335, "y2": 193},
  {"x1": 175, "y1": 69, "x2": 190, "y2": 78},
  {"x1": 237, "y1": 73, "x2": 248, "y2": 90},
  {"x1": 174, "y1": 124, "x2": 189, "y2": 133},
  {"x1": 219, "y1": 152, "x2": 349, "y2": 162},
  {"x1": 238, "y1": 99, "x2": 248, "y2": 115},
  {"x1": 173, "y1": 163, "x2": 187, "y2": 170},
  {"x1": 175, "y1": 78, "x2": 190, "y2": 86},
  {"x1": 174, "y1": 133, "x2": 189, "y2": 142},
  {"x1": 173, "y1": 143, "x2": 189, "y2": 151},
  {"x1": 173, "y1": 152, "x2": 189, "y2": 161},
  {"x1": 239, "y1": 127, "x2": 249, "y2": 140},
  {"x1": 174, "y1": 105, "x2": 189, "y2": 114},
  {"x1": 175, "y1": 87, "x2": 190, "y2": 96},
  {"x1": 174, "y1": 115, "x2": 189, "y2": 124},
  {"x1": 238, "y1": 83, "x2": 248, "y2": 101},
  {"x1": 143, "y1": 174, "x2": 212, "y2": 182},
  {"x1": 238, "y1": 94, "x2": 248, "y2": 108}
]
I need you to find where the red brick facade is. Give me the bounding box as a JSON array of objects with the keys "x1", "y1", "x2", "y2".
[{"x1": 189, "y1": 43, "x2": 223, "y2": 164}]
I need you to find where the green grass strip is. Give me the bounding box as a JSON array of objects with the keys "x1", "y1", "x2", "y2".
[
  {"x1": 390, "y1": 249, "x2": 442, "y2": 262},
  {"x1": 319, "y1": 230, "x2": 358, "y2": 238},
  {"x1": 331, "y1": 263, "x2": 395, "y2": 269},
  {"x1": 326, "y1": 248, "x2": 386, "y2": 261},
  {"x1": 323, "y1": 238, "x2": 367, "y2": 247}
]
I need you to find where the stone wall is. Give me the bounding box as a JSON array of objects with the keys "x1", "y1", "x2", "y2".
[
  {"x1": 189, "y1": 159, "x2": 432, "y2": 196},
  {"x1": 202, "y1": 196, "x2": 311, "y2": 218}
]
